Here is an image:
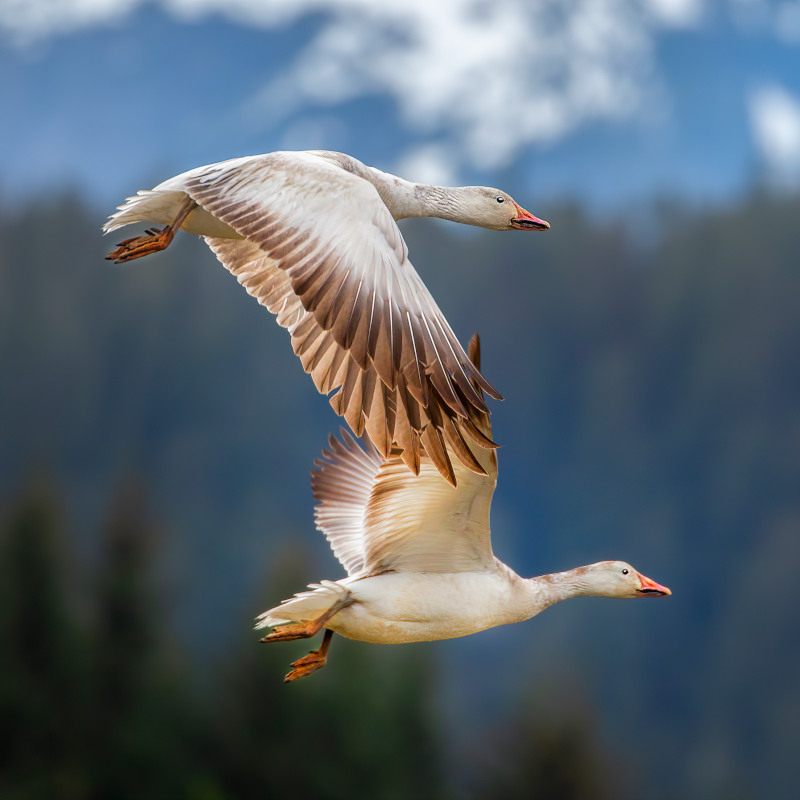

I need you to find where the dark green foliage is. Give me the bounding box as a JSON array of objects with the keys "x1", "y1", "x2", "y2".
[
  {"x1": 83, "y1": 479, "x2": 203, "y2": 800},
  {"x1": 2, "y1": 187, "x2": 799, "y2": 798},
  {"x1": 211, "y1": 636, "x2": 441, "y2": 800},
  {"x1": 0, "y1": 482, "x2": 456, "y2": 799},
  {"x1": 0, "y1": 484, "x2": 86, "y2": 800}
]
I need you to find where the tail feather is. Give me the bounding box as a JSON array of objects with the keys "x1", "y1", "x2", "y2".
[
  {"x1": 254, "y1": 580, "x2": 349, "y2": 630},
  {"x1": 103, "y1": 190, "x2": 188, "y2": 234}
]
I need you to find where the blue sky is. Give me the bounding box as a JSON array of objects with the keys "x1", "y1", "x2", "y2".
[{"x1": 1, "y1": 0, "x2": 799, "y2": 211}]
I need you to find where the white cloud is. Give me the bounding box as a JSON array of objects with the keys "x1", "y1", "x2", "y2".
[
  {"x1": 0, "y1": 0, "x2": 140, "y2": 44},
  {"x1": 644, "y1": 0, "x2": 706, "y2": 27},
  {"x1": 749, "y1": 84, "x2": 800, "y2": 187},
  {"x1": 0, "y1": 0, "x2": 791, "y2": 182},
  {"x1": 393, "y1": 143, "x2": 460, "y2": 187},
  {"x1": 238, "y1": 0, "x2": 662, "y2": 175},
  {"x1": 5, "y1": 0, "x2": 672, "y2": 177}
]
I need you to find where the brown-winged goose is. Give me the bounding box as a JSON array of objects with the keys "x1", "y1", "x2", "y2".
[
  {"x1": 104, "y1": 150, "x2": 549, "y2": 485},
  {"x1": 257, "y1": 336, "x2": 670, "y2": 682}
]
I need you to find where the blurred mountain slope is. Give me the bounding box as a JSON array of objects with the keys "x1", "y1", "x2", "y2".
[{"x1": 1, "y1": 187, "x2": 799, "y2": 797}]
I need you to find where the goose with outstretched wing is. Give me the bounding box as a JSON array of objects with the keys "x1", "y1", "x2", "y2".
[
  {"x1": 257, "y1": 335, "x2": 670, "y2": 682},
  {"x1": 104, "y1": 150, "x2": 549, "y2": 485}
]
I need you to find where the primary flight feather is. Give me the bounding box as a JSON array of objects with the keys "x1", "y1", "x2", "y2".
[{"x1": 104, "y1": 150, "x2": 549, "y2": 485}]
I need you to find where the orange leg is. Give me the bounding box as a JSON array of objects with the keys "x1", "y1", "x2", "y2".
[
  {"x1": 283, "y1": 629, "x2": 334, "y2": 683},
  {"x1": 106, "y1": 196, "x2": 197, "y2": 263},
  {"x1": 259, "y1": 592, "x2": 351, "y2": 682},
  {"x1": 259, "y1": 618, "x2": 328, "y2": 643}
]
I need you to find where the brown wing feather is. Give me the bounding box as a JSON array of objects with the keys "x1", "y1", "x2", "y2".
[
  {"x1": 188, "y1": 153, "x2": 501, "y2": 485},
  {"x1": 311, "y1": 336, "x2": 497, "y2": 577}
]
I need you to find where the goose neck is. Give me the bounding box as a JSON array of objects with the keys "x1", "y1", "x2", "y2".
[
  {"x1": 525, "y1": 567, "x2": 594, "y2": 612},
  {"x1": 365, "y1": 167, "x2": 464, "y2": 222}
]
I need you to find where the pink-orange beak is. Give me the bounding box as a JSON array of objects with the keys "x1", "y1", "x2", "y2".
[
  {"x1": 635, "y1": 572, "x2": 671, "y2": 597},
  {"x1": 509, "y1": 201, "x2": 550, "y2": 231}
]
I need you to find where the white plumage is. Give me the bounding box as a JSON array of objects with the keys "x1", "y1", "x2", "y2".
[
  {"x1": 257, "y1": 336, "x2": 671, "y2": 682},
  {"x1": 105, "y1": 150, "x2": 550, "y2": 485}
]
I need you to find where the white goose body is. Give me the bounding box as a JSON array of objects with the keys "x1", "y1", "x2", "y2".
[
  {"x1": 104, "y1": 150, "x2": 549, "y2": 486},
  {"x1": 292, "y1": 568, "x2": 536, "y2": 645},
  {"x1": 257, "y1": 337, "x2": 671, "y2": 680}
]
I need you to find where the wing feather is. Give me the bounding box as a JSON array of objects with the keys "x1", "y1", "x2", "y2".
[
  {"x1": 136, "y1": 151, "x2": 502, "y2": 484},
  {"x1": 311, "y1": 430, "x2": 383, "y2": 577},
  {"x1": 312, "y1": 335, "x2": 498, "y2": 576}
]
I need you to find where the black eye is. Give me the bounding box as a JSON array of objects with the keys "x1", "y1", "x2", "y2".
[
  {"x1": 496, "y1": 196, "x2": 504, "y2": 203},
  {"x1": 621, "y1": 568, "x2": 629, "y2": 575}
]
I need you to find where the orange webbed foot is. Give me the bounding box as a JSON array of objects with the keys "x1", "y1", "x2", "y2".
[
  {"x1": 259, "y1": 621, "x2": 320, "y2": 643},
  {"x1": 105, "y1": 196, "x2": 197, "y2": 264},
  {"x1": 106, "y1": 227, "x2": 175, "y2": 263},
  {"x1": 283, "y1": 648, "x2": 328, "y2": 682}
]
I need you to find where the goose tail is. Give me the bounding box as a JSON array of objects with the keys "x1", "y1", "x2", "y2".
[
  {"x1": 254, "y1": 580, "x2": 350, "y2": 630},
  {"x1": 103, "y1": 189, "x2": 189, "y2": 234}
]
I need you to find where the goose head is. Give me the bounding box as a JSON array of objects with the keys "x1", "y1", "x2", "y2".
[
  {"x1": 581, "y1": 560, "x2": 672, "y2": 599},
  {"x1": 453, "y1": 187, "x2": 550, "y2": 231}
]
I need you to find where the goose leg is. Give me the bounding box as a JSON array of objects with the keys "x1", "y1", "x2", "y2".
[
  {"x1": 283, "y1": 629, "x2": 334, "y2": 683},
  {"x1": 106, "y1": 196, "x2": 197, "y2": 263},
  {"x1": 259, "y1": 591, "x2": 352, "y2": 681},
  {"x1": 259, "y1": 591, "x2": 352, "y2": 644},
  {"x1": 258, "y1": 619, "x2": 328, "y2": 643}
]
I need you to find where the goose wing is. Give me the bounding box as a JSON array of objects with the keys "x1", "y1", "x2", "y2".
[
  {"x1": 176, "y1": 151, "x2": 499, "y2": 485},
  {"x1": 313, "y1": 336, "x2": 498, "y2": 576},
  {"x1": 311, "y1": 429, "x2": 384, "y2": 577}
]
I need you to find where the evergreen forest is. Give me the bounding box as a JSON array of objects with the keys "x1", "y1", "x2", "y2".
[{"x1": 1, "y1": 188, "x2": 798, "y2": 798}]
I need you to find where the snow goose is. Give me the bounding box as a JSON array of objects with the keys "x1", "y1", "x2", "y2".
[
  {"x1": 257, "y1": 335, "x2": 670, "y2": 682},
  {"x1": 104, "y1": 150, "x2": 549, "y2": 485}
]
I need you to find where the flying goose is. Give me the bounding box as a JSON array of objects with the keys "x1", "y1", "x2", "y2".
[
  {"x1": 104, "y1": 150, "x2": 549, "y2": 485},
  {"x1": 258, "y1": 336, "x2": 670, "y2": 682}
]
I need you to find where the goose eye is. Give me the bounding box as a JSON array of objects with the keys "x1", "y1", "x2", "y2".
[
  {"x1": 495, "y1": 196, "x2": 505, "y2": 203},
  {"x1": 621, "y1": 568, "x2": 629, "y2": 575}
]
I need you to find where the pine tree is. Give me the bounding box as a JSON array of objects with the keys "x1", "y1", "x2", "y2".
[
  {"x1": 0, "y1": 481, "x2": 87, "y2": 799},
  {"x1": 84, "y1": 478, "x2": 204, "y2": 800}
]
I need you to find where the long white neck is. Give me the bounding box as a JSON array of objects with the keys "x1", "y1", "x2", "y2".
[
  {"x1": 364, "y1": 166, "x2": 471, "y2": 222},
  {"x1": 512, "y1": 566, "x2": 597, "y2": 622},
  {"x1": 313, "y1": 150, "x2": 469, "y2": 222}
]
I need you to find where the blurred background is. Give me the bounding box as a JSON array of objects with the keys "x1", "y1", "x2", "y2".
[{"x1": 1, "y1": 1, "x2": 799, "y2": 798}]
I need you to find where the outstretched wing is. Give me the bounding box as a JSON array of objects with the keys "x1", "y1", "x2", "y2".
[
  {"x1": 312, "y1": 336, "x2": 498, "y2": 577},
  {"x1": 311, "y1": 429, "x2": 383, "y2": 577},
  {"x1": 179, "y1": 151, "x2": 499, "y2": 485}
]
